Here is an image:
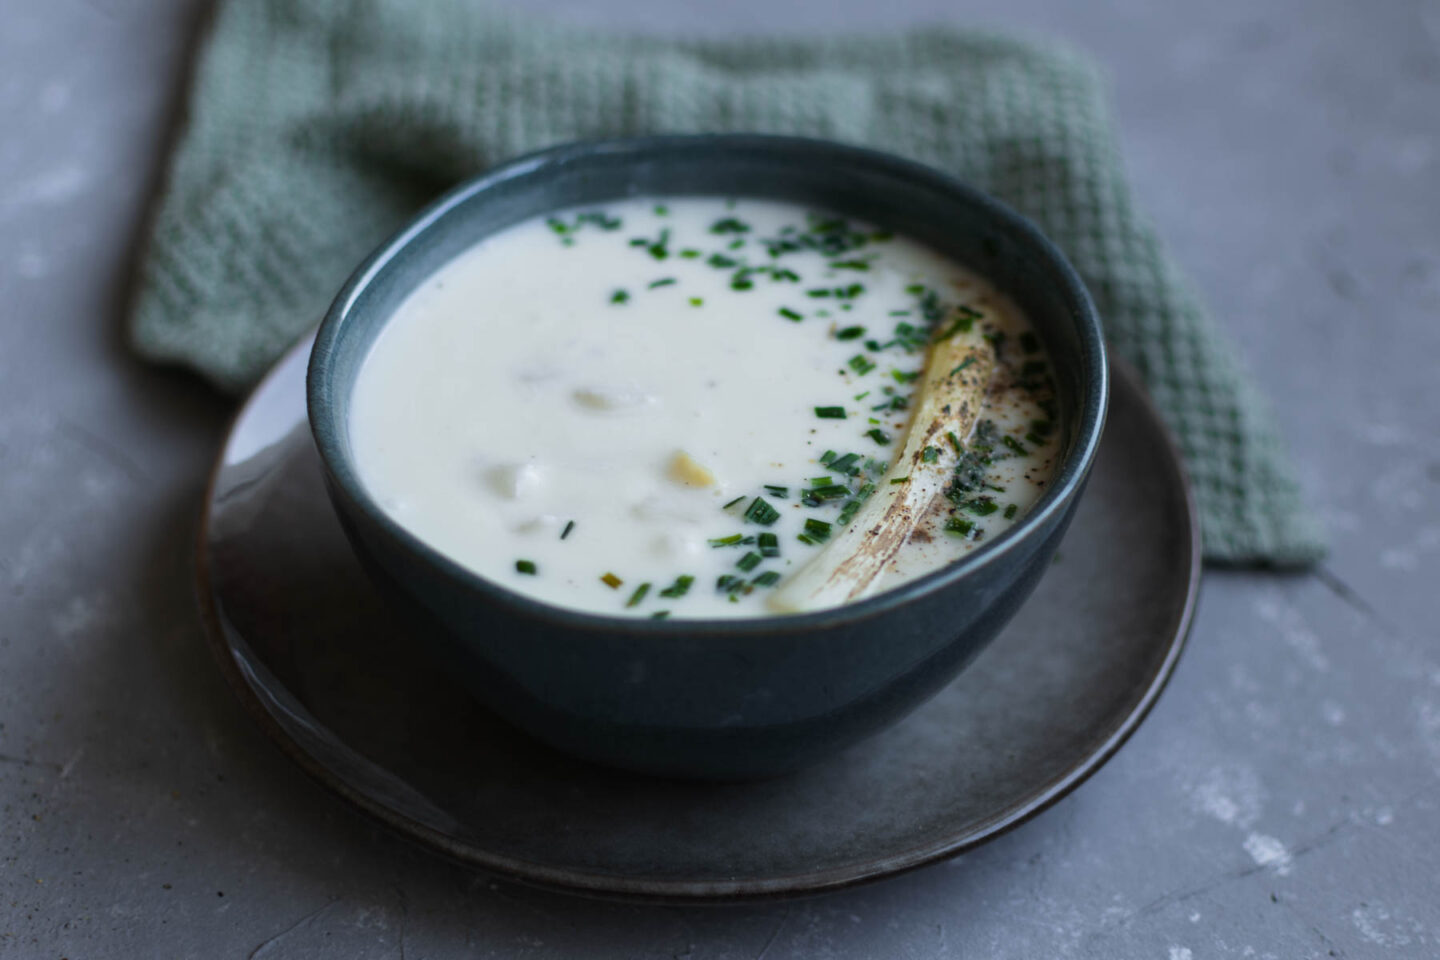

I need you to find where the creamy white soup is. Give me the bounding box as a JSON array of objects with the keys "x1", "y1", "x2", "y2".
[{"x1": 349, "y1": 198, "x2": 1059, "y2": 618}]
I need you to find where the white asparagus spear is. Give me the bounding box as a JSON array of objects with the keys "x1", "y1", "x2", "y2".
[{"x1": 768, "y1": 327, "x2": 996, "y2": 613}]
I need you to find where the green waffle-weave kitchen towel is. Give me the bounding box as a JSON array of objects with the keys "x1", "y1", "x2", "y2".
[{"x1": 129, "y1": 0, "x2": 1324, "y2": 566}]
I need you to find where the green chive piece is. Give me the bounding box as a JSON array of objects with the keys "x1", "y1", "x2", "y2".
[
  {"x1": 560, "y1": 520, "x2": 576, "y2": 540},
  {"x1": 758, "y1": 532, "x2": 780, "y2": 558},
  {"x1": 716, "y1": 575, "x2": 742, "y2": 593},
  {"x1": 654, "y1": 204, "x2": 669, "y2": 216},
  {"x1": 819, "y1": 450, "x2": 837, "y2": 464},
  {"x1": 814, "y1": 406, "x2": 847, "y2": 420},
  {"x1": 922, "y1": 446, "x2": 940, "y2": 464},
  {"x1": 810, "y1": 484, "x2": 851, "y2": 501},
  {"x1": 945, "y1": 517, "x2": 974, "y2": 537},
  {"x1": 752, "y1": 571, "x2": 782, "y2": 587},
  {"x1": 651, "y1": 610, "x2": 670, "y2": 620},
  {"x1": 778, "y1": 307, "x2": 803, "y2": 321},
  {"x1": 848, "y1": 355, "x2": 876, "y2": 375},
  {"x1": 803, "y1": 518, "x2": 833, "y2": 542},
  {"x1": 601, "y1": 572, "x2": 623, "y2": 589},
  {"x1": 679, "y1": 248, "x2": 701, "y2": 259},
  {"x1": 610, "y1": 289, "x2": 631, "y2": 305},
  {"x1": 889, "y1": 476, "x2": 910, "y2": 485},
  {"x1": 708, "y1": 534, "x2": 746, "y2": 547},
  {"x1": 690, "y1": 297, "x2": 704, "y2": 307},
  {"x1": 648, "y1": 277, "x2": 676, "y2": 289},
  {"x1": 659, "y1": 575, "x2": 695, "y2": 598},
  {"x1": 947, "y1": 431, "x2": 963, "y2": 453},
  {"x1": 743, "y1": 497, "x2": 781, "y2": 526},
  {"x1": 829, "y1": 453, "x2": 861, "y2": 475},
  {"x1": 626, "y1": 582, "x2": 651, "y2": 607},
  {"x1": 831, "y1": 259, "x2": 870, "y2": 271},
  {"x1": 763, "y1": 484, "x2": 789, "y2": 499},
  {"x1": 515, "y1": 560, "x2": 537, "y2": 575},
  {"x1": 722, "y1": 496, "x2": 746, "y2": 511},
  {"x1": 1026, "y1": 432, "x2": 1046, "y2": 446},
  {"x1": 711, "y1": 217, "x2": 750, "y2": 234},
  {"x1": 1002, "y1": 436, "x2": 1029, "y2": 456},
  {"x1": 1004, "y1": 504, "x2": 1018, "y2": 520},
  {"x1": 866, "y1": 428, "x2": 892, "y2": 446},
  {"x1": 966, "y1": 500, "x2": 1000, "y2": 516},
  {"x1": 835, "y1": 326, "x2": 865, "y2": 341},
  {"x1": 949, "y1": 356, "x2": 977, "y2": 377},
  {"x1": 736, "y1": 552, "x2": 762, "y2": 572}
]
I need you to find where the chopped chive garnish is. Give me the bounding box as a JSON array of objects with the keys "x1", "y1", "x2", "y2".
[
  {"x1": 939, "y1": 316, "x2": 975, "y2": 339},
  {"x1": 949, "y1": 356, "x2": 977, "y2": 377},
  {"x1": 654, "y1": 204, "x2": 669, "y2": 216},
  {"x1": 814, "y1": 406, "x2": 847, "y2": 419},
  {"x1": 810, "y1": 484, "x2": 851, "y2": 501},
  {"x1": 889, "y1": 476, "x2": 910, "y2": 485},
  {"x1": 659, "y1": 575, "x2": 695, "y2": 598},
  {"x1": 736, "y1": 552, "x2": 762, "y2": 572},
  {"x1": 648, "y1": 277, "x2": 676, "y2": 289},
  {"x1": 601, "y1": 572, "x2": 623, "y2": 589},
  {"x1": 651, "y1": 610, "x2": 670, "y2": 620},
  {"x1": 905, "y1": 284, "x2": 925, "y2": 296},
  {"x1": 627, "y1": 582, "x2": 651, "y2": 607},
  {"x1": 731, "y1": 277, "x2": 754, "y2": 291},
  {"x1": 758, "y1": 532, "x2": 780, "y2": 557},
  {"x1": 689, "y1": 297, "x2": 704, "y2": 307},
  {"x1": 830, "y1": 453, "x2": 861, "y2": 475},
  {"x1": 809, "y1": 475, "x2": 833, "y2": 486},
  {"x1": 804, "y1": 518, "x2": 833, "y2": 542},
  {"x1": 711, "y1": 217, "x2": 750, "y2": 234},
  {"x1": 515, "y1": 560, "x2": 537, "y2": 575},
  {"x1": 743, "y1": 497, "x2": 781, "y2": 526},
  {"x1": 680, "y1": 248, "x2": 701, "y2": 259},
  {"x1": 831, "y1": 259, "x2": 870, "y2": 271},
  {"x1": 716, "y1": 575, "x2": 743, "y2": 593},
  {"x1": 772, "y1": 267, "x2": 801, "y2": 282},
  {"x1": 752, "y1": 571, "x2": 782, "y2": 587},
  {"x1": 892, "y1": 370, "x2": 921, "y2": 384},
  {"x1": 1026, "y1": 432, "x2": 1046, "y2": 446},
  {"x1": 709, "y1": 534, "x2": 743, "y2": 547},
  {"x1": 843, "y1": 282, "x2": 865, "y2": 298},
  {"x1": 560, "y1": 520, "x2": 576, "y2": 540},
  {"x1": 763, "y1": 484, "x2": 789, "y2": 498},
  {"x1": 1002, "y1": 436, "x2": 1029, "y2": 456},
  {"x1": 819, "y1": 450, "x2": 837, "y2": 464},
  {"x1": 708, "y1": 253, "x2": 737, "y2": 268},
  {"x1": 728, "y1": 238, "x2": 744, "y2": 250},
  {"x1": 945, "y1": 517, "x2": 974, "y2": 537},
  {"x1": 866, "y1": 428, "x2": 892, "y2": 446},
  {"x1": 610, "y1": 289, "x2": 630, "y2": 304},
  {"x1": 797, "y1": 534, "x2": 818, "y2": 546},
  {"x1": 854, "y1": 391, "x2": 870, "y2": 401},
  {"x1": 835, "y1": 326, "x2": 866, "y2": 341},
  {"x1": 806, "y1": 288, "x2": 832, "y2": 298},
  {"x1": 848, "y1": 355, "x2": 876, "y2": 375},
  {"x1": 922, "y1": 446, "x2": 941, "y2": 464},
  {"x1": 889, "y1": 310, "x2": 911, "y2": 317},
  {"x1": 778, "y1": 307, "x2": 803, "y2": 321},
  {"x1": 947, "y1": 431, "x2": 963, "y2": 453},
  {"x1": 722, "y1": 495, "x2": 746, "y2": 510},
  {"x1": 1021, "y1": 332, "x2": 1041, "y2": 353},
  {"x1": 966, "y1": 499, "x2": 1000, "y2": 516},
  {"x1": 1004, "y1": 503, "x2": 1018, "y2": 520}
]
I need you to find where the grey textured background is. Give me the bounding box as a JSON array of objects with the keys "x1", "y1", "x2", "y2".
[{"x1": 1, "y1": 0, "x2": 1436, "y2": 957}]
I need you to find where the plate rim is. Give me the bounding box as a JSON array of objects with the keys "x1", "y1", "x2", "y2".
[{"x1": 194, "y1": 333, "x2": 1200, "y2": 904}]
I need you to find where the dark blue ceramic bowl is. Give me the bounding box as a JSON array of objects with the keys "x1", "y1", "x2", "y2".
[{"x1": 308, "y1": 135, "x2": 1108, "y2": 781}]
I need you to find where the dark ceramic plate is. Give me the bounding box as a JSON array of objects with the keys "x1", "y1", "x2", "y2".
[{"x1": 199, "y1": 334, "x2": 1198, "y2": 903}]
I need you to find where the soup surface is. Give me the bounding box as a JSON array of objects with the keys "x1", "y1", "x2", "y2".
[{"x1": 350, "y1": 197, "x2": 1059, "y2": 618}]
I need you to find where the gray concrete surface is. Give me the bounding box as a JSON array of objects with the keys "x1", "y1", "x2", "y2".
[{"x1": 1, "y1": 0, "x2": 1436, "y2": 956}]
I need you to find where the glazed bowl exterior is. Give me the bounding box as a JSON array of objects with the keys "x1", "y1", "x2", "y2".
[{"x1": 307, "y1": 135, "x2": 1108, "y2": 780}]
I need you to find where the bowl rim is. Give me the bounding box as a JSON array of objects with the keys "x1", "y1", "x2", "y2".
[{"x1": 307, "y1": 133, "x2": 1110, "y2": 637}]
